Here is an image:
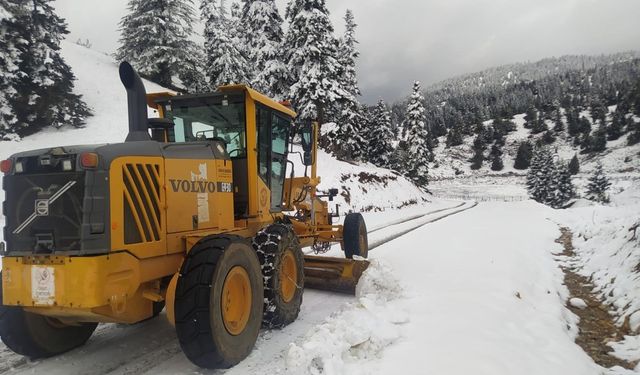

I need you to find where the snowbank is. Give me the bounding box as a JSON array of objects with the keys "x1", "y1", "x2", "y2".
[{"x1": 286, "y1": 260, "x2": 407, "y2": 375}]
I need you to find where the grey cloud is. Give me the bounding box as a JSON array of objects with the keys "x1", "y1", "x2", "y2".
[{"x1": 55, "y1": 0, "x2": 640, "y2": 104}]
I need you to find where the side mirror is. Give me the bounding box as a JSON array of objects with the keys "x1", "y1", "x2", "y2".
[{"x1": 299, "y1": 121, "x2": 314, "y2": 166}]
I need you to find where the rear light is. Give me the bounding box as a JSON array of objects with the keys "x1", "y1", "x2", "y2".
[
  {"x1": 0, "y1": 159, "x2": 11, "y2": 174},
  {"x1": 80, "y1": 152, "x2": 99, "y2": 168}
]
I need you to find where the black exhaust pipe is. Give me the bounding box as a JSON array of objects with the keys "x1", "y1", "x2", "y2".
[{"x1": 119, "y1": 61, "x2": 150, "y2": 142}]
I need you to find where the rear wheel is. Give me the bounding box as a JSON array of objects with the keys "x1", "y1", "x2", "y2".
[
  {"x1": 174, "y1": 235, "x2": 263, "y2": 369},
  {"x1": 0, "y1": 272, "x2": 97, "y2": 359},
  {"x1": 343, "y1": 213, "x2": 368, "y2": 259},
  {"x1": 252, "y1": 224, "x2": 304, "y2": 328}
]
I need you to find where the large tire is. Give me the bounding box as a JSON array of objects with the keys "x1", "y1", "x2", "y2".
[
  {"x1": 0, "y1": 272, "x2": 97, "y2": 359},
  {"x1": 343, "y1": 213, "x2": 369, "y2": 259},
  {"x1": 252, "y1": 224, "x2": 304, "y2": 328},
  {"x1": 174, "y1": 235, "x2": 263, "y2": 369}
]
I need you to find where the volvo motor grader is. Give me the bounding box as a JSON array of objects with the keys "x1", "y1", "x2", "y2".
[{"x1": 0, "y1": 62, "x2": 369, "y2": 368}]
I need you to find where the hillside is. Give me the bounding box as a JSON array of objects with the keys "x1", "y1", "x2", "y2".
[{"x1": 429, "y1": 108, "x2": 640, "y2": 180}]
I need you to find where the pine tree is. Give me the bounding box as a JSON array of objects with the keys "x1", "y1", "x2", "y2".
[
  {"x1": 586, "y1": 163, "x2": 611, "y2": 203},
  {"x1": 331, "y1": 10, "x2": 365, "y2": 161},
  {"x1": 366, "y1": 100, "x2": 395, "y2": 167},
  {"x1": 568, "y1": 153, "x2": 580, "y2": 175},
  {"x1": 590, "y1": 125, "x2": 607, "y2": 152},
  {"x1": 567, "y1": 109, "x2": 580, "y2": 137},
  {"x1": 403, "y1": 81, "x2": 430, "y2": 186},
  {"x1": 513, "y1": 141, "x2": 533, "y2": 170},
  {"x1": 628, "y1": 121, "x2": 640, "y2": 146},
  {"x1": 284, "y1": 0, "x2": 345, "y2": 123},
  {"x1": 489, "y1": 143, "x2": 504, "y2": 171},
  {"x1": 200, "y1": 0, "x2": 251, "y2": 88},
  {"x1": 8, "y1": 0, "x2": 91, "y2": 137},
  {"x1": 117, "y1": 0, "x2": 201, "y2": 88},
  {"x1": 526, "y1": 146, "x2": 555, "y2": 204},
  {"x1": 553, "y1": 108, "x2": 564, "y2": 132},
  {"x1": 470, "y1": 135, "x2": 485, "y2": 170},
  {"x1": 0, "y1": 0, "x2": 20, "y2": 136},
  {"x1": 531, "y1": 118, "x2": 548, "y2": 134},
  {"x1": 242, "y1": 0, "x2": 287, "y2": 98},
  {"x1": 606, "y1": 112, "x2": 623, "y2": 140},
  {"x1": 445, "y1": 124, "x2": 464, "y2": 147},
  {"x1": 552, "y1": 161, "x2": 575, "y2": 208}
]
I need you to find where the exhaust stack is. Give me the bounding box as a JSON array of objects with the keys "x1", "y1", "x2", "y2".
[{"x1": 119, "y1": 61, "x2": 150, "y2": 142}]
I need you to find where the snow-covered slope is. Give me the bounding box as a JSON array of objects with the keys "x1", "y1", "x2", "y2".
[
  {"x1": 429, "y1": 111, "x2": 640, "y2": 180},
  {"x1": 0, "y1": 41, "x2": 428, "y2": 247}
]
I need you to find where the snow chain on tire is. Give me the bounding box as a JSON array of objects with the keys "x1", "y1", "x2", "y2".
[{"x1": 252, "y1": 224, "x2": 304, "y2": 328}]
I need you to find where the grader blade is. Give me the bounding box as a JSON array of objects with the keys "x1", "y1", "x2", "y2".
[{"x1": 303, "y1": 255, "x2": 370, "y2": 294}]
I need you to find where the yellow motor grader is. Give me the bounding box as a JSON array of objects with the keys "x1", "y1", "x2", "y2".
[{"x1": 0, "y1": 62, "x2": 369, "y2": 368}]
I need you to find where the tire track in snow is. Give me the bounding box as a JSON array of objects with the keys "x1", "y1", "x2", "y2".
[{"x1": 368, "y1": 201, "x2": 478, "y2": 250}]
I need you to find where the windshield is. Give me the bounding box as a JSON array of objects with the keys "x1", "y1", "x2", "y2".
[{"x1": 163, "y1": 95, "x2": 246, "y2": 157}]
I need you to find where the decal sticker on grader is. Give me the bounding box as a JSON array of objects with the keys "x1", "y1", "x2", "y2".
[{"x1": 31, "y1": 266, "x2": 55, "y2": 306}]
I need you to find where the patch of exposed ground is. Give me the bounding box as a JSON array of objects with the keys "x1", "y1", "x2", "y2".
[{"x1": 556, "y1": 228, "x2": 637, "y2": 370}]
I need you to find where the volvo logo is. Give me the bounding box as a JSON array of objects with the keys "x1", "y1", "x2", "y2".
[{"x1": 35, "y1": 199, "x2": 50, "y2": 216}]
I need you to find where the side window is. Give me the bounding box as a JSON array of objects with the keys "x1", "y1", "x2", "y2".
[
  {"x1": 255, "y1": 106, "x2": 291, "y2": 212},
  {"x1": 257, "y1": 107, "x2": 270, "y2": 184},
  {"x1": 270, "y1": 114, "x2": 289, "y2": 211}
]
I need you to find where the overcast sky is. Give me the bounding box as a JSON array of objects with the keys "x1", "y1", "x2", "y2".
[{"x1": 55, "y1": 0, "x2": 640, "y2": 104}]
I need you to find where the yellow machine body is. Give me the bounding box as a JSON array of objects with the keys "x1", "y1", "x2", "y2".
[{"x1": 1, "y1": 85, "x2": 365, "y2": 325}]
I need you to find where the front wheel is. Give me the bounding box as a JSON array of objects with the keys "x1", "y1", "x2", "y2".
[
  {"x1": 253, "y1": 224, "x2": 304, "y2": 328},
  {"x1": 174, "y1": 235, "x2": 264, "y2": 369},
  {"x1": 343, "y1": 213, "x2": 368, "y2": 259},
  {"x1": 0, "y1": 273, "x2": 97, "y2": 359}
]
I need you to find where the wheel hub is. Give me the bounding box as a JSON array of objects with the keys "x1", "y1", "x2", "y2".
[
  {"x1": 279, "y1": 250, "x2": 298, "y2": 303},
  {"x1": 221, "y1": 266, "x2": 252, "y2": 336}
]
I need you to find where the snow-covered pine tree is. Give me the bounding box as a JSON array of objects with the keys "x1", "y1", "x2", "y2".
[
  {"x1": 117, "y1": 0, "x2": 201, "y2": 89},
  {"x1": 526, "y1": 146, "x2": 555, "y2": 204},
  {"x1": 568, "y1": 153, "x2": 579, "y2": 175},
  {"x1": 403, "y1": 81, "x2": 430, "y2": 186},
  {"x1": 242, "y1": 0, "x2": 287, "y2": 98},
  {"x1": 590, "y1": 125, "x2": 607, "y2": 152},
  {"x1": 607, "y1": 112, "x2": 623, "y2": 140},
  {"x1": 470, "y1": 135, "x2": 485, "y2": 170},
  {"x1": 513, "y1": 141, "x2": 533, "y2": 170},
  {"x1": 201, "y1": 0, "x2": 251, "y2": 88},
  {"x1": 586, "y1": 163, "x2": 611, "y2": 203},
  {"x1": 284, "y1": 0, "x2": 345, "y2": 123},
  {"x1": 8, "y1": 0, "x2": 90, "y2": 137},
  {"x1": 366, "y1": 100, "x2": 395, "y2": 167},
  {"x1": 330, "y1": 10, "x2": 366, "y2": 161},
  {"x1": 445, "y1": 124, "x2": 463, "y2": 147},
  {"x1": 0, "y1": 0, "x2": 19, "y2": 137},
  {"x1": 489, "y1": 143, "x2": 504, "y2": 171},
  {"x1": 551, "y1": 161, "x2": 575, "y2": 208}
]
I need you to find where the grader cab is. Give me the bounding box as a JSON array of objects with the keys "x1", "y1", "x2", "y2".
[{"x1": 0, "y1": 62, "x2": 369, "y2": 368}]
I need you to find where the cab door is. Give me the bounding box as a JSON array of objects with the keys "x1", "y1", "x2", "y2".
[{"x1": 256, "y1": 106, "x2": 291, "y2": 212}]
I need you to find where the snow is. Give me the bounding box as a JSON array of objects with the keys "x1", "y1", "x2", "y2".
[
  {"x1": 569, "y1": 297, "x2": 588, "y2": 309},
  {"x1": 286, "y1": 201, "x2": 604, "y2": 375},
  {"x1": 0, "y1": 35, "x2": 639, "y2": 375}
]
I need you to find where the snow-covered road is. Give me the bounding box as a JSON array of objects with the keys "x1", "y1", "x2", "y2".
[{"x1": 2, "y1": 201, "x2": 626, "y2": 375}]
